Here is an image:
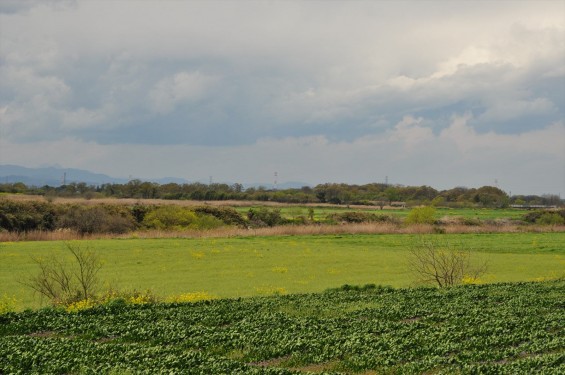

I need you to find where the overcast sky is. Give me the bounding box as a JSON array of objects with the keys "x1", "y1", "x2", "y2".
[{"x1": 1, "y1": 0, "x2": 564, "y2": 195}]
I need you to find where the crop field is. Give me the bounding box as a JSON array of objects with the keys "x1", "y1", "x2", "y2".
[
  {"x1": 1, "y1": 232, "x2": 564, "y2": 309},
  {"x1": 1, "y1": 280, "x2": 563, "y2": 374}
]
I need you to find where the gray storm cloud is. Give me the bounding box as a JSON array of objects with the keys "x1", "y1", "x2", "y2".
[{"x1": 0, "y1": 1, "x2": 564, "y2": 195}]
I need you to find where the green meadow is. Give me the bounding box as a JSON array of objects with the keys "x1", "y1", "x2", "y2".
[
  {"x1": 237, "y1": 205, "x2": 528, "y2": 221},
  {"x1": 1, "y1": 232, "x2": 564, "y2": 309}
]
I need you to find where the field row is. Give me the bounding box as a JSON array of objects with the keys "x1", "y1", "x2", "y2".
[{"x1": 1, "y1": 280, "x2": 563, "y2": 374}]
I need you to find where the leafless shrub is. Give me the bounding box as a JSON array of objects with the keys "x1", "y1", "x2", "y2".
[
  {"x1": 21, "y1": 242, "x2": 102, "y2": 305},
  {"x1": 408, "y1": 237, "x2": 487, "y2": 287}
]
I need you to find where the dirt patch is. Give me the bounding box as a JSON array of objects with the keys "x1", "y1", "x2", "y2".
[
  {"x1": 401, "y1": 316, "x2": 422, "y2": 324},
  {"x1": 290, "y1": 360, "x2": 340, "y2": 373},
  {"x1": 249, "y1": 355, "x2": 291, "y2": 368},
  {"x1": 28, "y1": 331, "x2": 58, "y2": 338}
]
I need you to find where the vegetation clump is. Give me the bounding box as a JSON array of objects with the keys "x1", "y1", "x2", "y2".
[
  {"x1": 0, "y1": 200, "x2": 56, "y2": 232},
  {"x1": 327, "y1": 211, "x2": 398, "y2": 224},
  {"x1": 247, "y1": 207, "x2": 285, "y2": 227},
  {"x1": 193, "y1": 206, "x2": 248, "y2": 227},
  {"x1": 404, "y1": 206, "x2": 436, "y2": 225},
  {"x1": 57, "y1": 204, "x2": 135, "y2": 234},
  {"x1": 522, "y1": 209, "x2": 565, "y2": 225},
  {"x1": 141, "y1": 205, "x2": 224, "y2": 231}
]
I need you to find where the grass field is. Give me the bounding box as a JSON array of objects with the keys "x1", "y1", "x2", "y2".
[
  {"x1": 235, "y1": 205, "x2": 528, "y2": 221},
  {"x1": 1, "y1": 232, "x2": 563, "y2": 309}
]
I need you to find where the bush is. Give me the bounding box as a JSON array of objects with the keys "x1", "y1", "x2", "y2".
[
  {"x1": 522, "y1": 209, "x2": 565, "y2": 224},
  {"x1": 142, "y1": 206, "x2": 224, "y2": 230},
  {"x1": 536, "y1": 212, "x2": 565, "y2": 225},
  {"x1": 130, "y1": 204, "x2": 150, "y2": 224},
  {"x1": 142, "y1": 206, "x2": 198, "y2": 230},
  {"x1": 193, "y1": 206, "x2": 247, "y2": 227},
  {"x1": 0, "y1": 200, "x2": 56, "y2": 232},
  {"x1": 405, "y1": 206, "x2": 436, "y2": 225},
  {"x1": 327, "y1": 211, "x2": 398, "y2": 224},
  {"x1": 57, "y1": 205, "x2": 136, "y2": 234},
  {"x1": 193, "y1": 213, "x2": 226, "y2": 230},
  {"x1": 247, "y1": 207, "x2": 285, "y2": 227},
  {"x1": 461, "y1": 217, "x2": 482, "y2": 226}
]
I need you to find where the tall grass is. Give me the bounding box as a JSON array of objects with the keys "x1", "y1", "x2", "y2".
[
  {"x1": 2, "y1": 223, "x2": 563, "y2": 242},
  {"x1": 2, "y1": 194, "x2": 398, "y2": 210}
]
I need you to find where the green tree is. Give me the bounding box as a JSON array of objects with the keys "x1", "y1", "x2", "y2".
[{"x1": 473, "y1": 186, "x2": 509, "y2": 208}]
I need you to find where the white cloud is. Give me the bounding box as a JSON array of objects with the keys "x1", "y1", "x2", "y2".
[
  {"x1": 1, "y1": 66, "x2": 70, "y2": 102},
  {"x1": 432, "y1": 46, "x2": 494, "y2": 79},
  {"x1": 387, "y1": 116, "x2": 433, "y2": 150},
  {"x1": 1, "y1": 1, "x2": 564, "y2": 195},
  {"x1": 441, "y1": 115, "x2": 565, "y2": 157},
  {"x1": 149, "y1": 71, "x2": 219, "y2": 114}
]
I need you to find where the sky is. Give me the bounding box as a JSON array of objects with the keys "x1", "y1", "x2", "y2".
[{"x1": 0, "y1": 0, "x2": 564, "y2": 196}]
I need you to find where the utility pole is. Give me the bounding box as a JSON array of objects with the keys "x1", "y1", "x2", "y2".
[{"x1": 274, "y1": 172, "x2": 278, "y2": 190}]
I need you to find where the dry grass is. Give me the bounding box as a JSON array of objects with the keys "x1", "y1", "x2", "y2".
[
  {"x1": 0, "y1": 194, "x2": 399, "y2": 210},
  {"x1": 2, "y1": 223, "x2": 563, "y2": 242}
]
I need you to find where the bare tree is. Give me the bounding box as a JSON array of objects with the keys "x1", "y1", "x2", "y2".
[
  {"x1": 22, "y1": 243, "x2": 102, "y2": 305},
  {"x1": 66, "y1": 243, "x2": 102, "y2": 301},
  {"x1": 408, "y1": 237, "x2": 487, "y2": 288}
]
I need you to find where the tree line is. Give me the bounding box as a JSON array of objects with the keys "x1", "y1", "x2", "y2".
[{"x1": 0, "y1": 180, "x2": 562, "y2": 208}]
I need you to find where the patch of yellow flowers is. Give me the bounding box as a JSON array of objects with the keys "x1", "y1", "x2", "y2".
[
  {"x1": 0, "y1": 294, "x2": 19, "y2": 314},
  {"x1": 60, "y1": 291, "x2": 218, "y2": 313},
  {"x1": 66, "y1": 299, "x2": 96, "y2": 313},
  {"x1": 166, "y1": 291, "x2": 217, "y2": 303}
]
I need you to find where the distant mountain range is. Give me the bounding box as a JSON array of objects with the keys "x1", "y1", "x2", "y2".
[
  {"x1": 0, "y1": 164, "x2": 309, "y2": 189},
  {"x1": 0, "y1": 164, "x2": 126, "y2": 186}
]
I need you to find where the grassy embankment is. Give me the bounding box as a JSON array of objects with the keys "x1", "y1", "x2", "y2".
[{"x1": 1, "y1": 232, "x2": 563, "y2": 309}]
